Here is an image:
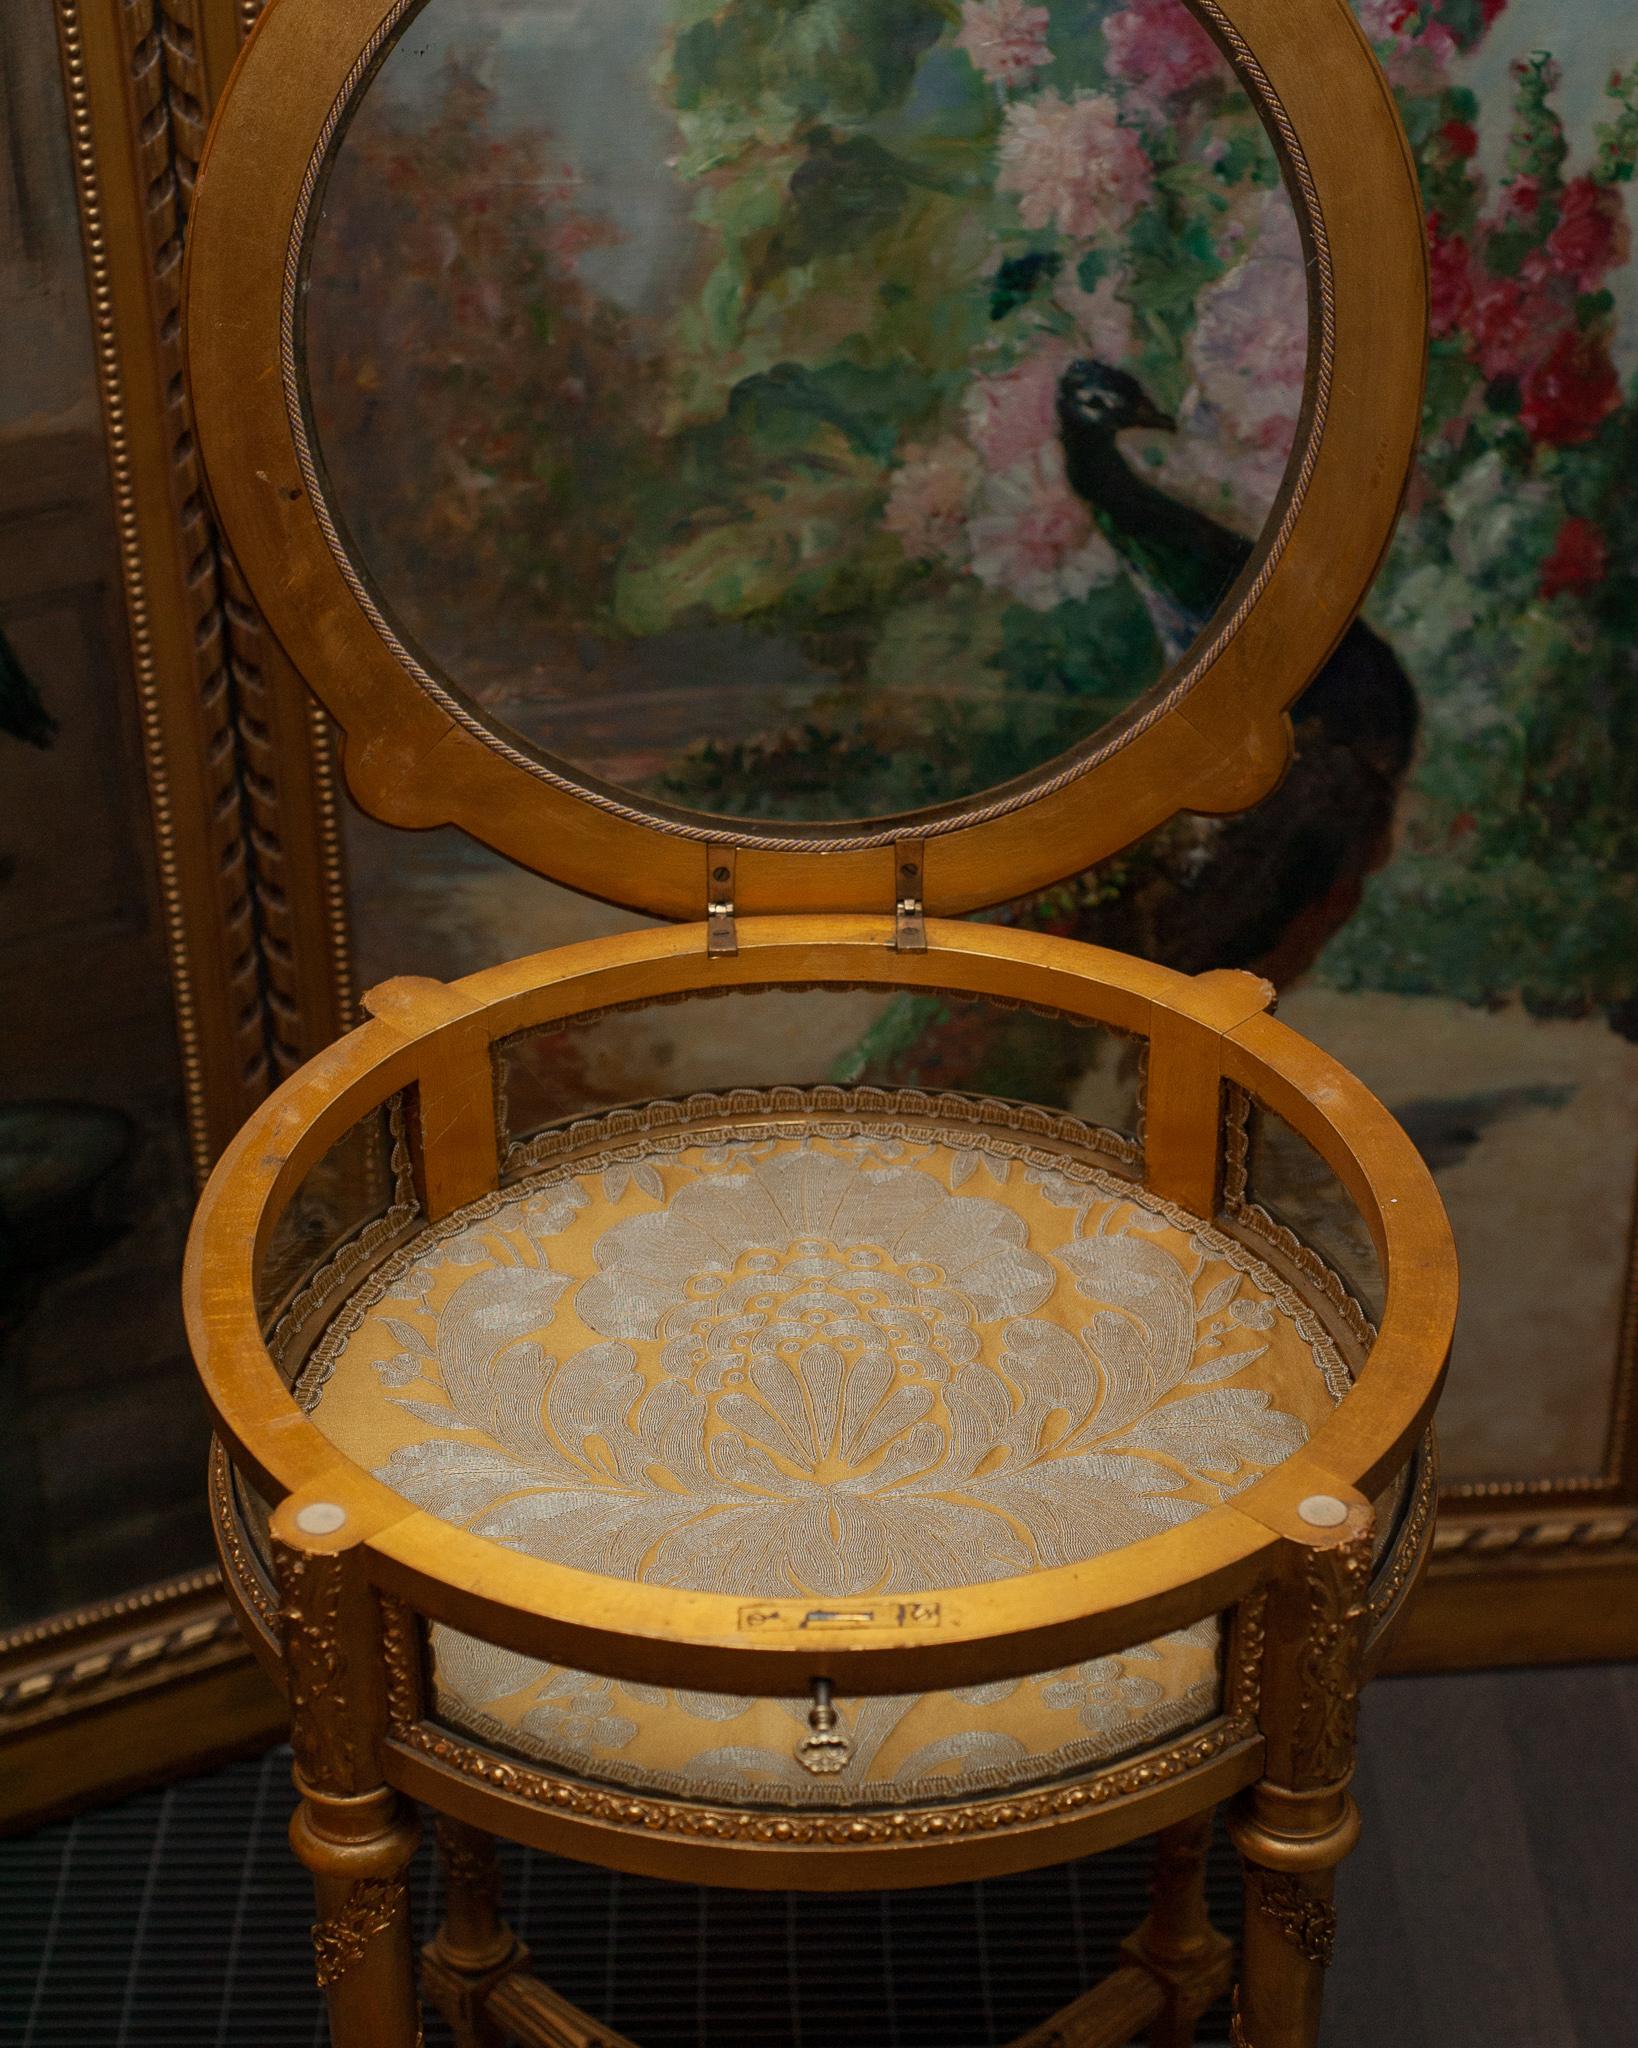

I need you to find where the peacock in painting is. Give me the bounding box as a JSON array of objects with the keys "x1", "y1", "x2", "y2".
[{"x1": 1050, "y1": 357, "x2": 1420, "y2": 984}]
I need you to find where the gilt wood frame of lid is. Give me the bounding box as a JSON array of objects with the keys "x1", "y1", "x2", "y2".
[{"x1": 185, "y1": 0, "x2": 1428, "y2": 919}]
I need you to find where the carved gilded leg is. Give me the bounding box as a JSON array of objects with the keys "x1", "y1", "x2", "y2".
[
  {"x1": 1119, "y1": 1810, "x2": 1234, "y2": 2046},
  {"x1": 1226, "y1": 1494, "x2": 1374, "y2": 2048},
  {"x1": 1227, "y1": 1783, "x2": 1360, "y2": 2048},
  {"x1": 273, "y1": 1494, "x2": 423, "y2": 2048},
  {"x1": 292, "y1": 1783, "x2": 423, "y2": 2048},
  {"x1": 421, "y1": 1817, "x2": 528, "y2": 2048}
]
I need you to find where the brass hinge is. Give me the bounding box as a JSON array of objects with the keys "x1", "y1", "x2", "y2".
[
  {"x1": 894, "y1": 840, "x2": 926, "y2": 952},
  {"x1": 706, "y1": 847, "x2": 737, "y2": 957}
]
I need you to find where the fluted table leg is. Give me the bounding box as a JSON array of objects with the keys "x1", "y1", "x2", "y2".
[
  {"x1": 1120, "y1": 1808, "x2": 1234, "y2": 2046},
  {"x1": 273, "y1": 1495, "x2": 423, "y2": 2048},
  {"x1": 1227, "y1": 1494, "x2": 1375, "y2": 2048},
  {"x1": 422, "y1": 1816, "x2": 529, "y2": 2047}
]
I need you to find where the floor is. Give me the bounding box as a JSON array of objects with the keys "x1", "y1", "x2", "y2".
[{"x1": 2, "y1": 1664, "x2": 1634, "y2": 2047}]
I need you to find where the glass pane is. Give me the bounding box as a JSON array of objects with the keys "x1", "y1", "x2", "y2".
[
  {"x1": 302, "y1": 0, "x2": 1305, "y2": 823},
  {"x1": 256, "y1": 1094, "x2": 420, "y2": 1379},
  {"x1": 1223, "y1": 1087, "x2": 1384, "y2": 1332},
  {"x1": 424, "y1": 1612, "x2": 1224, "y2": 1808},
  {"x1": 495, "y1": 986, "x2": 1142, "y2": 1172}
]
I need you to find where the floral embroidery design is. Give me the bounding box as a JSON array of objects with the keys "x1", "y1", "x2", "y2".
[{"x1": 346, "y1": 1138, "x2": 1316, "y2": 1598}]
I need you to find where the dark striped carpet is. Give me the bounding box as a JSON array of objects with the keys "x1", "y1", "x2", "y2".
[{"x1": 4, "y1": 1664, "x2": 1636, "y2": 2047}]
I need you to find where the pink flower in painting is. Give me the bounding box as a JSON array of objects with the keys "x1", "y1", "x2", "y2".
[
  {"x1": 1102, "y1": 0, "x2": 1222, "y2": 112},
  {"x1": 955, "y1": 0, "x2": 1052, "y2": 88},
  {"x1": 1357, "y1": 0, "x2": 1459, "y2": 89},
  {"x1": 1357, "y1": 0, "x2": 1417, "y2": 33},
  {"x1": 1157, "y1": 196, "x2": 1304, "y2": 531},
  {"x1": 882, "y1": 439, "x2": 980, "y2": 563},
  {"x1": 1547, "y1": 176, "x2": 1630, "y2": 292},
  {"x1": 997, "y1": 91, "x2": 1153, "y2": 242},
  {"x1": 1151, "y1": 399, "x2": 1289, "y2": 538},
  {"x1": 1357, "y1": 0, "x2": 1460, "y2": 49},
  {"x1": 1054, "y1": 264, "x2": 1137, "y2": 363},
  {"x1": 968, "y1": 455, "x2": 1119, "y2": 611},
  {"x1": 963, "y1": 339, "x2": 1075, "y2": 470},
  {"x1": 1187, "y1": 196, "x2": 1306, "y2": 440}
]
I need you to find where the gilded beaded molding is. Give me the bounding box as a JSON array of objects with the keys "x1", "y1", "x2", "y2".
[
  {"x1": 209, "y1": 1438, "x2": 278, "y2": 1632},
  {"x1": 390, "y1": 1713, "x2": 1253, "y2": 1851}
]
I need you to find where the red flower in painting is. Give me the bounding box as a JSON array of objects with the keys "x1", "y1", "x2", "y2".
[
  {"x1": 1539, "y1": 516, "x2": 1608, "y2": 599},
  {"x1": 1546, "y1": 177, "x2": 1630, "y2": 292},
  {"x1": 1470, "y1": 273, "x2": 1556, "y2": 382},
  {"x1": 1427, "y1": 221, "x2": 1474, "y2": 337},
  {"x1": 1440, "y1": 119, "x2": 1479, "y2": 159},
  {"x1": 1520, "y1": 329, "x2": 1621, "y2": 445}
]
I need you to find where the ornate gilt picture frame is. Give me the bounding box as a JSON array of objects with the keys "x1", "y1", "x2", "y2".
[{"x1": 0, "y1": 0, "x2": 343, "y2": 1828}]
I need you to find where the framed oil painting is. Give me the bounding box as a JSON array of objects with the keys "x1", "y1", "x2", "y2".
[
  {"x1": 0, "y1": 0, "x2": 210, "y2": 1623},
  {"x1": 3, "y1": 0, "x2": 1635, "y2": 1830}
]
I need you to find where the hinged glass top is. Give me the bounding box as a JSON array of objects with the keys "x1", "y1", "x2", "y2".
[
  {"x1": 298, "y1": 0, "x2": 1307, "y2": 830},
  {"x1": 186, "y1": 0, "x2": 1425, "y2": 914}
]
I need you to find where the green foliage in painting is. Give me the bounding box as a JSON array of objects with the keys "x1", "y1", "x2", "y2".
[{"x1": 1318, "y1": 21, "x2": 1638, "y2": 1025}]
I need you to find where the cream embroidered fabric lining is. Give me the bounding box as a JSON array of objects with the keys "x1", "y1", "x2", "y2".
[{"x1": 297, "y1": 1094, "x2": 1350, "y2": 1809}]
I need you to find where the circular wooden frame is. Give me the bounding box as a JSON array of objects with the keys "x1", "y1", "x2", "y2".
[
  {"x1": 184, "y1": 0, "x2": 1428, "y2": 920},
  {"x1": 184, "y1": 920, "x2": 1456, "y2": 1704}
]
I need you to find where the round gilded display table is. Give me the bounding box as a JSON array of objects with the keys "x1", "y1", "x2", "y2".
[
  {"x1": 194, "y1": 925, "x2": 1448, "y2": 2048},
  {"x1": 182, "y1": 0, "x2": 1452, "y2": 2042}
]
